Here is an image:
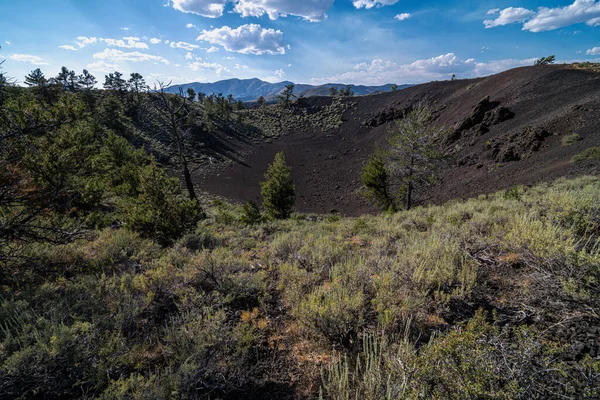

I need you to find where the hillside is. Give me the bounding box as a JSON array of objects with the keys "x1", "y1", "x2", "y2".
[
  {"x1": 2, "y1": 61, "x2": 599, "y2": 399},
  {"x1": 165, "y1": 78, "x2": 405, "y2": 102},
  {"x1": 196, "y1": 64, "x2": 600, "y2": 215}
]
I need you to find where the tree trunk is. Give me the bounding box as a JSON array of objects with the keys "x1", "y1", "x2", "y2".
[
  {"x1": 182, "y1": 161, "x2": 198, "y2": 203},
  {"x1": 405, "y1": 180, "x2": 413, "y2": 211}
]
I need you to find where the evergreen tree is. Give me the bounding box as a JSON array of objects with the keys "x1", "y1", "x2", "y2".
[
  {"x1": 78, "y1": 69, "x2": 97, "y2": 90},
  {"x1": 261, "y1": 152, "x2": 295, "y2": 219},
  {"x1": 361, "y1": 151, "x2": 395, "y2": 212},
  {"x1": 24, "y1": 68, "x2": 47, "y2": 87},
  {"x1": 55, "y1": 66, "x2": 80, "y2": 91},
  {"x1": 386, "y1": 104, "x2": 447, "y2": 210},
  {"x1": 256, "y1": 96, "x2": 266, "y2": 107},
  {"x1": 277, "y1": 84, "x2": 295, "y2": 108},
  {"x1": 104, "y1": 71, "x2": 127, "y2": 92}
]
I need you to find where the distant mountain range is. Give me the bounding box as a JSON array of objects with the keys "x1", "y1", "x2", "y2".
[{"x1": 164, "y1": 78, "x2": 411, "y2": 102}]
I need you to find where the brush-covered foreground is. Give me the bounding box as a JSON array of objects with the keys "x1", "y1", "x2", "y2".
[{"x1": 2, "y1": 177, "x2": 599, "y2": 399}]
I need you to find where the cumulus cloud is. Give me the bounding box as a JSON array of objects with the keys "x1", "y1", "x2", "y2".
[
  {"x1": 310, "y1": 53, "x2": 536, "y2": 86},
  {"x1": 484, "y1": 7, "x2": 535, "y2": 28},
  {"x1": 394, "y1": 13, "x2": 412, "y2": 21},
  {"x1": 171, "y1": 0, "x2": 228, "y2": 18},
  {"x1": 170, "y1": 41, "x2": 200, "y2": 51},
  {"x1": 352, "y1": 0, "x2": 400, "y2": 10},
  {"x1": 587, "y1": 46, "x2": 600, "y2": 55},
  {"x1": 233, "y1": 0, "x2": 333, "y2": 21},
  {"x1": 59, "y1": 45, "x2": 78, "y2": 51},
  {"x1": 487, "y1": 8, "x2": 500, "y2": 15},
  {"x1": 87, "y1": 61, "x2": 121, "y2": 73},
  {"x1": 524, "y1": 0, "x2": 600, "y2": 32},
  {"x1": 150, "y1": 38, "x2": 162, "y2": 44},
  {"x1": 171, "y1": 0, "x2": 334, "y2": 21},
  {"x1": 206, "y1": 46, "x2": 220, "y2": 53},
  {"x1": 186, "y1": 23, "x2": 198, "y2": 28},
  {"x1": 101, "y1": 37, "x2": 149, "y2": 49},
  {"x1": 93, "y1": 48, "x2": 170, "y2": 64},
  {"x1": 235, "y1": 63, "x2": 249, "y2": 69},
  {"x1": 5, "y1": 54, "x2": 49, "y2": 65},
  {"x1": 275, "y1": 68, "x2": 285, "y2": 78},
  {"x1": 197, "y1": 24, "x2": 286, "y2": 55},
  {"x1": 188, "y1": 60, "x2": 231, "y2": 76},
  {"x1": 185, "y1": 52, "x2": 194, "y2": 60},
  {"x1": 485, "y1": 0, "x2": 600, "y2": 32},
  {"x1": 76, "y1": 36, "x2": 98, "y2": 48}
]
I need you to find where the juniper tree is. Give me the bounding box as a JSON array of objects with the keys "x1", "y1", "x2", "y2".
[{"x1": 261, "y1": 152, "x2": 295, "y2": 219}]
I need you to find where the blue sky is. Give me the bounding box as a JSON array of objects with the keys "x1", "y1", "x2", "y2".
[{"x1": 1, "y1": 0, "x2": 599, "y2": 86}]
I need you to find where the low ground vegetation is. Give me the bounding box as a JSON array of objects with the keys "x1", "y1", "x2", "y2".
[
  {"x1": 1, "y1": 64, "x2": 599, "y2": 399},
  {"x1": 2, "y1": 172, "x2": 599, "y2": 398}
]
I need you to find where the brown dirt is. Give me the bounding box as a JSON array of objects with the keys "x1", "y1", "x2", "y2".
[{"x1": 196, "y1": 64, "x2": 600, "y2": 215}]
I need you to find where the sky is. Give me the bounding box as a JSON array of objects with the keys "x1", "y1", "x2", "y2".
[{"x1": 1, "y1": 0, "x2": 599, "y2": 86}]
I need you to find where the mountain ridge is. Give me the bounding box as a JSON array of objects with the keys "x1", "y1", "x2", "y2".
[{"x1": 165, "y1": 78, "x2": 411, "y2": 101}]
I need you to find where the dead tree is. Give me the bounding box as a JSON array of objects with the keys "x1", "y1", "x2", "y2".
[{"x1": 149, "y1": 81, "x2": 200, "y2": 204}]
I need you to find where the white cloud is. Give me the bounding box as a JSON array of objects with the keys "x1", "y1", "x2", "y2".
[
  {"x1": 5, "y1": 41, "x2": 11, "y2": 45},
  {"x1": 524, "y1": 0, "x2": 600, "y2": 32},
  {"x1": 487, "y1": 8, "x2": 500, "y2": 15},
  {"x1": 59, "y1": 45, "x2": 78, "y2": 51},
  {"x1": 186, "y1": 52, "x2": 194, "y2": 60},
  {"x1": 310, "y1": 53, "x2": 536, "y2": 86},
  {"x1": 235, "y1": 63, "x2": 249, "y2": 69},
  {"x1": 170, "y1": 41, "x2": 200, "y2": 51},
  {"x1": 224, "y1": 56, "x2": 236, "y2": 59},
  {"x1": 171, "y1": 0, "x2": 333, "y2": 21},
  {"x1": 233, "y1": 0, "x2": 333, "y2": 22},
  {"x1": 352, "y1": 0, "x2": 400, "y2": 10},
  {"x1": 484, "y1": 7, "x2": 535, "y2": 28},
  {"x1": 93, "y1": 48, "x2": 170, "y2": 64},
  {"x1": 121, "y1": 27, "x2": 131, "y2": 31},
  {"x1": 206, "y1": 46, "x2": 220, "y2": 53},
  {"x1": 188, "y1": 60, "x2": 231, "y2": 76},
  {"x1": 587, "y1": 46, "x2": 600, "y2": 55},
  {"x1": 186, "y1": 23, "x2": 198, "y2": 28},
  {"x1": 76, "y1": 36, "x2": 98, "y2": 48},
  {"x1": 485, "y1": 0, "x2": 600, "y2": 32},
  {"x1": 171, "y1": 0, "x2": 228, "y2": 18},
  {"x1": 150, "y1": 38, "x2": 162, "y2": 44},
  {"x1": 197, "y1": 24, "x2": 286, "y2": 55},
  {"x1": 101, "y1": 37, "x2": 149, "y2": 49},
  {"x1": 275, "y1": 68, "x2": 285, "y2": 78},
  {"x1": 6, "y1": 54, "x2": 49, "y2": 65},
  {"x1": 87, "y1": 61, "x2": 121, "y2": 73},
  {"x1": 394, "y1": 13, "x2": 412, "y2": 21}
]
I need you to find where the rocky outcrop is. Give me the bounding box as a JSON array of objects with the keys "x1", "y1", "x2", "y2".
[
  {"x1": 450, "y1": 97, "x2": 515, "y2": 142},
  {"x1": 488, "y1": 126, "x2": 551, "y2": 162}
]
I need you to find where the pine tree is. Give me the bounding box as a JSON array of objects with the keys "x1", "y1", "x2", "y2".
[
  {"x1": 78, "y1": 69, "x2": 97, "y2": 90},
  {"x1": 387, "y1": 104, "x2": 447, "y2": 210},
  {"x1": 277, "y1": 84, "x2": 295, "y2": 108},
  {"x1": 261, "y1": 152, "x2": 295, "y2": 219},
  {"x1": 24, "y1": 68, "x2": 47, "y2": 87}
]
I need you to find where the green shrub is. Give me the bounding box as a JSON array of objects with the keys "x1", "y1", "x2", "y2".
[
  {"x1": 572, "y1": 147, "x2": 600, "y2": 162},
  {"x1": 562, "y1": 133, "x2": 582, "y2": 147},
  {"x1": 261, "y1": 152, "x2": 295, "y2": 220},
  {"x1": 240, "y1": 200, "x2": 263, "y2": 226},
  {"x1": 121, "y1": 161, "x2": 203, "y2": 246}
]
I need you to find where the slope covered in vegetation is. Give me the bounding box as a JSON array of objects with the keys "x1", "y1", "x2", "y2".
[{"x1": 1, "y1": 64, "x2": 599, "y2": 399}]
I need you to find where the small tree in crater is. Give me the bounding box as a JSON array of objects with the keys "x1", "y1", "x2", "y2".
[{"x1": 261, "y1": 152, "x2": 295, "y2": 219}]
